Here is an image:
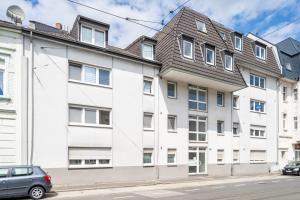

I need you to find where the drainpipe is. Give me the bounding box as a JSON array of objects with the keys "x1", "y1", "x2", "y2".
[
  {"x1": 29, "y1": 31, "x2": 35, "y2": 165},
  {"x1": 276, "y1": 79, "x2": 280, "y2": 167},
  {"x1": 230, "y1": 92, "x2": 233, "y2": 176}
]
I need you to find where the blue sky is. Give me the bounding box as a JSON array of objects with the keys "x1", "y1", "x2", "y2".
[{"x1": 1, "y1": 0, "x2": 300, "y2": 47}]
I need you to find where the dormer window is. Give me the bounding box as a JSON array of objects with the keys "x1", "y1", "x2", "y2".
[
  {"x1": 142, "y1": 43, "x2": 154, "y2": 60},
  {"x1": 80, "y1": 25, "x2": 105, "y2": 47},
  {"x1": 205, "y1": 46, "x2": 215, "y2": 65},
  {"x1": 286, "y1": 63, "x2": 292, "y2": 71},
  {"x1": 255, "y1": 45, "x2": 266, "y2": 60},
  {"x1": 234, "y1": 35, "x2": 242, "y2": 51},
  {"x1": 219, "y1": 32, "x2": 226, "y2": 40},
  {"x1": 224, "y1": 54, "x2": 233, "y2": 71},
  {"x1": 196, "y1": 20, "x2": 207, "y2": 33},
  {"x1": 183, "y1": 39, "x2": 193, "y2": 59}
]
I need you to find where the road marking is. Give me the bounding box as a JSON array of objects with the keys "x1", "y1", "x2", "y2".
[
  {"x1": 234, "y1": 184, "x2": 246, "y2": 187},
  {"x1": 113, "y1": 195, "x2": 135, "y2": 199},
  {"x1": 212, "y1": 186, "x2": 225, "y2": 189},
  {"x1": 184, "y1": 188, "x2": 200, "y2": 192}
]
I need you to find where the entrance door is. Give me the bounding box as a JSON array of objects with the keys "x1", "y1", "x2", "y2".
[{"x1": 189, "y1": 147, "x2": 207, "y2": 174}]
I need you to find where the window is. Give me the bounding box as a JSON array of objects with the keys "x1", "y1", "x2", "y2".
[
  {"x1": 69, "y1": 64, "x2": 111, "y2": 86},
  {"x1": 224, "y1": 54, "x2": 233, "y2": 71},
  {"x1": 69, "y1": 106, "x2": 111, "y2": 126},
  {"x1": 283, "y1": 113, "x2": 287, "y2": 130},
  {"x1": 217, "y1": 92, "x2": 224, "y2": 107},
  {"x1": 143, "y1": 77, "x2": 153, "y2": 94},
  {"x1": 196, "y1": 20, "x2": 207, "y2": 32},
  {"x1": 255, "y1": 45, "x2": 266, "y2": 60},
  {"x1": 167, "y1": 149, "x2": 176, "y2": 165},
  {"x1": 234, "y1": 35, "x2": 242, "y2": 51},
  {"x1": 143, "y1": 148, "x2": 153, "y2": 166},
  {"x1": 217, "y1": 121, "x2": 224, "y2": 134},
  {"x1": 294, "y1": 88, "x2": 298, "y2": 100},
  {"x1": 250, "y1": 150, "x2": 266, "y2": 163},
  {"x1": 286, "y1": 63, "x2": 292, "y2": 71},
  {"x1": 0, "y1": 56, "x2": 6, "y2": 97},
  {"x1": 167, "y1": 82, "x2": 177, "y2": 98},
  {"x1": 219, "y1": 32, "x2": 226, "y2": 40},
  {"x1": 168, "y1": 115, "x2": 177, "y2": 131},
  {"x1": 250, "y1": 74, "x2": 265, "y2": 89},
  {"x1": 143, "y1": 113, "x2": 153, "y2": 130},
  {"x1": 81, "y1": 25, "x2": 105, "y2": 47},
  {"x1": 233, "y1": 150, "x2": 240, "y2": 163},
  {"x1": 183, "y1": 39, "x2": 193, "y2": 59},
  {"x1": 294, "y1": 116, "x2": 298, "y2": 130},
  {"x1": 233, "y1": 95, "x2": 239, "y2": 109},
  {"x1": 142, "y1": 43, "x2": 154, "y2": 60},
  {"x1": 233, "y1": 123, "x2": 239, "y2": 136},
  {"x1": 69, "y1": 147, "x2": 112, "y2": 168},
  {"x1": 217, "y1": 149, "x2": 224, "y2": 164},
  {"x1": 11, "y1": 167, "x2": 33, "y2": 177},
  {"x1": 189, "y1": 116, "x2": 207, "y2": 142},
  {"x1": 0, "y1": 168, "x2": 8, "y2": 178},
  {"x1": 283, "y1": 86, "x2": 287, "y2": 101},
  {"x1": 188, "y1": 86, "x2": 207, "y2": 111},
  {"x1": 250, "y1": 126, "x2": 266, "y2": 138},
  {"x1": 250, "y1": 99, "x2": 265, "y2": 113},
  {"x1": 206, "y1": 47, "x2": 215, "y2": 65}
]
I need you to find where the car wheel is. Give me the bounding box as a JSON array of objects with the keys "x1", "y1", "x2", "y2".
[{"x1": 29, "y1": 186, "x2": 45, "y2": 200}]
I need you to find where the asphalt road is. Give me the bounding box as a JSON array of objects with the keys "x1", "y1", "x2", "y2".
[{"x1": 52, "y1": 176, "x2": 300, "y2": 200}]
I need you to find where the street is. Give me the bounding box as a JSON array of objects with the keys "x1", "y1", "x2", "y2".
[{"x1": 40, "y1": 175, "x2": 300, "y2": 200}]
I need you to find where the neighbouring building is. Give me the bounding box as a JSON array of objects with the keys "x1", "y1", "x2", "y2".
[
  {"x1": 276, "y1": 38, "x2": 300, "y2": 168},
  {"x1": 0, "y1": 7, "x2": 283, "y2": 185}
]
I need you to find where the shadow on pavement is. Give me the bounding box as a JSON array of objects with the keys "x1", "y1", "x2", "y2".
[{"x1": 0, "y1": 191, "x2": 58, "y2": 199}]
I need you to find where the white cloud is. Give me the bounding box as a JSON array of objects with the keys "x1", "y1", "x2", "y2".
[
  {"x1": 0, "y1": 0, "x2": 298, "y2": 47},
  {"x1": 262, "y1": 22, "x2": 300, "y2": 43}
]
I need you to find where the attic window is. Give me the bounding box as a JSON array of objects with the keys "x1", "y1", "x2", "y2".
[
  {"x1": 219, "y1": 32, "x2": 226, "y2": 40},
  {"x1": 255, "y1": 45, "x2": 266, "y2": 60},
  {"x1": 224, "y1": 54, "x2": 233, "y2": 71},
  {"x1": 80, "y1": 25, "x2": 105, "y2": 47},
  {"x1": 205, "y1": 46, "x2": 215, "y2": 65},
  {"x1": 183, "y1": 39, "x2": 193, "y2": 59},
  {"x1": 142, "y1": 43, "x2": 154, "y2": 60},
  {"x1": 286, "y1": 63, "x2": 292, "y2": 71},
  {"x1": 234, "y1": 35, "x2": 242, "y2": 51},
  {"x1": 196, "y1": 20, "x2": 207, "y2": 33}
]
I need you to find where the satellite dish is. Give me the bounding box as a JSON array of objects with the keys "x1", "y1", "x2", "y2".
[{"x1": 6, "y1": 5, "x2": 25, "y2": 24}]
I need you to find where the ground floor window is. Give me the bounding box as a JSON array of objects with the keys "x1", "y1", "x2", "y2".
[
  {"x1": 167, "y1": 149, "x2": 177, "y2": 165},
  {"x1": 295, "y1": 150, "x2": 300, "y2": 161},
  {"x1": 188, "y1": 147, "x2": 207, "y2": 174},
  {"x1": 143, "y1": 148, "x2": 154, "y2": 166},
  {"x1": 250, "y1": 150, "x2": 266, "y2": 163},
  {"x1": 68, "y1": 147, "x2": 112, "y2": 168}
]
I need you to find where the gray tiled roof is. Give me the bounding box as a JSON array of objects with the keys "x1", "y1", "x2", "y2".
[{"x1": 152, "y1": 7, "x2": 280, "y2": 87}]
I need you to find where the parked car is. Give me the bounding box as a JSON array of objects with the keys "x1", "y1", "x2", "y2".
[
  {"x1": 282, "y1": 161, "x2": 300, "y2": 175},
  {"x1": 0, "y1": 165, "x2": 52, "y2": 199}
]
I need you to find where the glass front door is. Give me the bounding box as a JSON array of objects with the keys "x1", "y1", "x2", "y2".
[{"x1": 189, "y1": 147, "x2": 207, "y2": 174}]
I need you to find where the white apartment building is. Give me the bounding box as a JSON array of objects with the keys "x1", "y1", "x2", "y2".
[{"x1": 0, "y1": 7, "x2": 282, "y2": 185}]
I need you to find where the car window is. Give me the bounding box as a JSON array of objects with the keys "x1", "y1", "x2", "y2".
[
  {"x1": 296, "y1": 163, "x2": 300, "y2": 166},
  {"x1": 11, "y1": 167, "x2": 33, "y2": 177},
  {"x1": 0, "y1": 168, "x2": 9, "y2": 178}
]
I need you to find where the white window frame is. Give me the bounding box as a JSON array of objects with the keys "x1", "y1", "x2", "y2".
[
  {"x1": 188, "y1": 85, "x2": 207, "y2": 112},
  {"x1": 233, "y1": 150, "x2": 240, "y2": 164},
  {"x1": 68, "y1": 105, "x2": 112, "y2": 127},
  {"x1": 283, "y1": 113, "x2": 287, "y2": 130},
  {"x1": 167, "y1": 115, "x2": 177, "y2": 132},
  {"x1": 217, "y1": 149, "x2": 224, "y2": 164},
  {"x1": 224, "y1": 54, "x2": 233, "y2": 71},
  {"x1": 283, "y1": 86, "x2": 287, "y2": 102},
  {"x1": 143, "y1": 148, "x2": 154, "y2": 166},
  {"x1": 250, "y1": 99, "x2": 266, "y2": 113},
  {"x1": 205, "y1": 47, "x2": 215, "y2": 65},
  {"x1": 143, "y1": 77, "x2": 153, "y2": 95},
  {"x1": 142, "y1": 43, "x2": 154, "y2": 60},
  {"x1": 250, "y1": 150, "x2": 266, "y2": 163},
  {"x1": 143, "y1": 112, "x2": 154, "y2": 130},
  {"x1": 183, "y1": 39, "x2": 193, "y2": 59},
  {"x1": 0, "y1": 55, "x2": 8, "y2": 98},
  {"x1": 217, "y1": 120, "x2": 225, "y2": 135},
  {"x1": 167, "y1": 149, "x2": 177, "y2": 165},
  {"x1": 80, "y1": 24, "x2": 105, "y2": 47},
  {"x1": 233, "y1": 122, "x2": 239, "y2": 137},
  {"x1": 217, "y1": 92, "x2": 224, "y2": 107},
  {"x1": 167, "y1": 81, "x2": 177, "y2": 98},
  {"x1": 294, "y1": 88, "x2": 298, "y2": 101},
  {"x1": 294, "y1": 116, "x2": 298, "y2": 130},
  {"x1": 189, "y1": 115, "x2": 207, "y2": 142},
  {"x1": 196, "y1": 20, "x2": 207, "y2": 33},
  {"x1": 234, "y1": 35, "x2": 242, "y2": 51},
  {"x1": 255, "y1": 45, "x2": 266, "y2": 60},
  {"x1": 250, "y1": 126, "x2": 266, "y2": 139},
  {"x1": 69, "y1": 64, "x2": 111, "y2": 87},
  {"x1": 250, "y1": 74, "x2": 266, "y2": 89},
  {"x1": 233, "y1": 95, "x2": 239, "y2": 109}
]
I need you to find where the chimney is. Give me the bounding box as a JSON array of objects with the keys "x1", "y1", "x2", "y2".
[{"x1": 55, "y1": 22, "x2": 62, "y2": 30}]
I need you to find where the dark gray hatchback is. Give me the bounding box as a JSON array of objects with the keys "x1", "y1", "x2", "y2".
[{"x1": 0, "y1": 165, "x2": 52, "y2": 199}]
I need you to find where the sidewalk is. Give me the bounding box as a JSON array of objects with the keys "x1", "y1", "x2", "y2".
[{"x1": 53, "y1": 173, "x2": 280, "y2": 192}]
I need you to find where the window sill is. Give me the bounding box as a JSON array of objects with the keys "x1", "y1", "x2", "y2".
[
  {"x1": 217, "y1": 133, "x2": 225, "y2": 136},
  {"x1": 69, "y1": 80, "x2": 112, "y2": 89},
  {"x1": 217, "y1": 105, "x2": 224, "y2": 107},
  {"x1": 217, "y1": 163, "x2": 225, "y2": 165},
  {"x1": 167, "y1": 96, "x2": 177, "y2": 99},
  {"x1": 250, "y1": 136, "x2": 266, "y2": 139},
  {"x1": 233, "y1": 135, "x2": 240, "y2": 137},
  {"x1": 249, "y1": 85, "x2": 266, "y2": 90},
  {"x1": 80, "y1": 40, "x2": 105, "y2": 48},
  {"x1": 69, "y1": 123, "x2": 112, "y2": 129},
  {"x1": 250, "y1": 111, "x2": 266, "y2": 115},
  {"x1": 233, "y1": 107, "x2": 240, "y2": 110},
  {"x1": 144, "y1": 128, "x2": 154, "y2": 132},
  {"x1": 250, "y1": 162, "x2": 267, "y2": 164},
  {"x1": 167, "y1": 164, "x2": 177, "y2": 167},
  {"x1": 69, "y1": 165, "x2": 112, "y2": 169},
  {"x1": 143, "y1": 164, "x2": 154, "y2": 167},
  {"x1": 143, "y1": 92, "x2": 154, "y2": 96},
  {"x1": 168, "y1": 130, "x2": 177, "y2": 133},
  {"x1": 189, "y1": 140, "x2": 208, "y2": 143},
  {"x1": 0, "y1": 96, "x2": 11, "y2": 102}
]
